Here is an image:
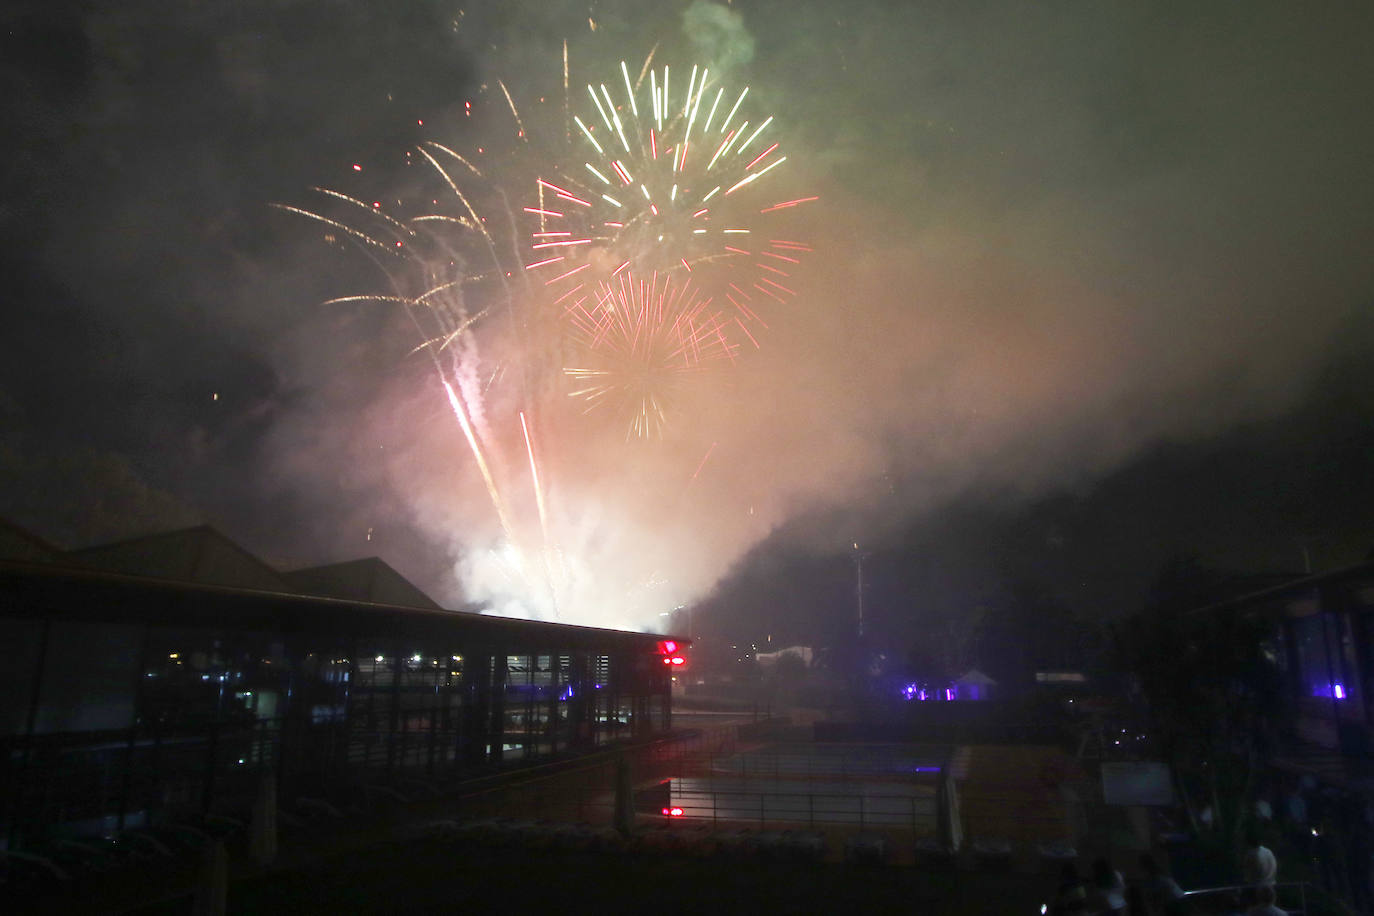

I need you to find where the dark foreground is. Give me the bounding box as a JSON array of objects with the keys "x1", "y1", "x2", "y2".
[{"x1": 122, "y1": 836, "x2": 1057, "y2": 916}]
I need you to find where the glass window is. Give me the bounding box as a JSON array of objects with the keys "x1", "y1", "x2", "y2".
[
  {"x1": 0, "y1": 618, "x2": 44, "y2": 735},
  {"x1": 33, "y1": 621, "x2": 141, "y2": 734},
  {"x1": 1291, "y1": 613, "x2": 1347, "y2": 705}
]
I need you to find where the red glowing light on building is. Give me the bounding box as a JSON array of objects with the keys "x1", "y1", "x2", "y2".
[{"x1": 655, "y1": 640, "x2": 687, "y2": 669}]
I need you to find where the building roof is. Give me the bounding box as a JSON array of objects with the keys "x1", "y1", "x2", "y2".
[
  {"x1": 0, "y1": 515, "x2": 690, "y2": 650},
  {"x1": 283, "y1": 557, "x2": 444, "y2": 610},
  {"x1": 66, "y1": 525, "x2": 290, "y2": 592},
  {"x1": 0, "y1": 558, "x2": 677, "y2": 653},
  {"x1": 0, "y1": 518, "x2": 62, "y2": 563},
  {"x1": 1193, "y1": 559, "x2": 1374, "y2": 617}
]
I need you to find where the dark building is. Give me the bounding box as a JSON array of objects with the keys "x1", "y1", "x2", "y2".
[
  {"x1": 0, "y1": 522, "x2": 683, "y2": 849},
  {"x1": 1204, "y1": 560, "x2": 1374, "y2": 765}
]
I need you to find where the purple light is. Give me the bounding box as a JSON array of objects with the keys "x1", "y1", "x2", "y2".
[
  {"x1": 901, "y1": 683, "x2": 933, "y2": 702},
  {"x1": 901, "y1": 682, "x2": 918, "y2": 700},
  {"x1": 1313, "y1": 682, "x2": 1349, "y2": 700}
]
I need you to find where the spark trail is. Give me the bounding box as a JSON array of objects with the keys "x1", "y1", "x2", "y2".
[{"x1": 274, "y1": 110, "x2": 540, "y2": 585}]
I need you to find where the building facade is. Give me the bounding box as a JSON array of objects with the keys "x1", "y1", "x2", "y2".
[
  {"x1": 1229, "y1": 562, "x2": 1374, "y2": 758},
  {"x1": 0, "y1": 525, "x2": 681, "y2": 849}
]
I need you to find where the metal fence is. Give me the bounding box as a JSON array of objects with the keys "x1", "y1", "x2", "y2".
[
  {"x1": 654, "y1": 782, "x2": 939, "y2": 832},
  {"x1": 446, "y1": 729, "x2": 953, "y2": 836}
]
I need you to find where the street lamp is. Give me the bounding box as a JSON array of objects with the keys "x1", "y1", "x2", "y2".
[
  {"x1": 853, "y1": 542, "x2": 865, "y2": 638},
  {"x1": 675, "y1": 605, "x2": 691, "y2": 640}
]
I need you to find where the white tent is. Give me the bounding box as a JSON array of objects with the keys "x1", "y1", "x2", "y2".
[
  {"x1": 952, "y1": 668, "x2": 998, "y2": 700},
  {"x1": 755, "y1": 646, "x2": 813, "y2": 668}
]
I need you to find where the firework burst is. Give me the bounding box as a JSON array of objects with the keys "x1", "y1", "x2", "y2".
[
  {"x1": 277, "y1": 54, "x2": 817, "y2": 623},
  {"x1": 524, "y1": 61, "x2": 815, "y2": 357},
  {"x1": 564, "y1": 269, "x2": 738, "y2": 439}
]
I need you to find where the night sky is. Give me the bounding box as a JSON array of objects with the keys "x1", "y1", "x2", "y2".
[{"x1": 3, "y1": 1, "x2": 1373, "y2": 641}]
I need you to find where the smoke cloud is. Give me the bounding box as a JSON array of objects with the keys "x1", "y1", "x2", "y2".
[
  {"x1": 2, "y1": 1, "x2": 1371, "y2": 634},
  {"x1": 682, "y1": 1, "x2": 755, "y2": 74}
]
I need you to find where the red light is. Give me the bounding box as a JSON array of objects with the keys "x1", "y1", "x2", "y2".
[
  {"x1": 670, "y1": 656, "x2": 685, "y2": 666},
  {"x1": 662, "y1": 657, "x2": 673, "y2": 665},
  {"x1": 662, "y1": 640, "x2": 677, "y2": 654},
  {"x1": 661, "y1": 807, "x2": 684, "y2": 817}
]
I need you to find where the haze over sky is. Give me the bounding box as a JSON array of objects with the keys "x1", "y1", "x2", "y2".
[{"x1": 3, "y1": 1, "x2": 1372, "y2": 637}]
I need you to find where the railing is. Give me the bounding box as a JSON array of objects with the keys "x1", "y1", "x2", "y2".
[
  {"x1": 2, "y1": 719, "x2": 285, "y2": 845},
  {"x1": 657, "y1": 784, "x2": 939, "y2": 832},
  {"x1": 449, "y1": 721, "x2": 743, "y2": 824},
  {"x1": 702, "y1": 744, "x2": 945, "y2": 782},
  {"x1": 1180, "y1": 881, "x2": 1309, "y2": 915},
  {"x1": 448, "y1": 728, "x2": 956, "y2": 842},
  {"x1": 814, "y1": 718, "x2": 1071, "y2": 746}
]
